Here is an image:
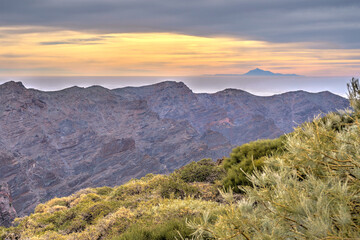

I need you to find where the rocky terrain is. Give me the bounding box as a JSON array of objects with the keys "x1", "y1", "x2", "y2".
[
  {"x1": 116, "y1": 81, "x2": 348, "y2": 144},
  {"x1": 0, "y1": 80, "x2": 349, "y2": 220},
  {"x1": 0, "y1": 183, "x2": 16, "y2": 227}
]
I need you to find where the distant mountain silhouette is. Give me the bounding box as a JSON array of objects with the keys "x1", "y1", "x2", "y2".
[
  {"x1": 211, "y1": 68, "x2": 302, "y2": 77},
  {"x1": 243, "y1": 68, "x2": 302, "y2": 76}
]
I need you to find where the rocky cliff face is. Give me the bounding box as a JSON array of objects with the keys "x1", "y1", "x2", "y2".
[
  {"x1": 0, "y1": 183, "x2": 17, "y2": 227},
  {"x1": 0, "y1": 80, "x2": 349, "y2": 219},
  {"x1": 115, "y1": 82, "x2": 349, "y2": 144}
]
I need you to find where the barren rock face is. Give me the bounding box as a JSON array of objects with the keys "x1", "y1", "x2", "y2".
[
  {"x1": 0, "y1": 183, "x2": 17, "y2": 227},
  {"x1": 115, "y1": 82, "x2": 349, "y2": 145},
  {"x1": 0, "y1": 80, "x2": 349, "y2": 220}
]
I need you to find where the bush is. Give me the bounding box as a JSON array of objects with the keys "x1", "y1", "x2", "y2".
[
  {"x1": 159, "y1": 175, "x2": 200, "y2": 199},
  {"x1": 348, "y1": 77, "x2": 360, "y2": 112},
  {"x1": 96, "y1": 186, "x2": 113, "y2": 196},
  {"x1": 115, "y1": 217, "x2": 194, "y2": 240},
  {"x1": 222, "y1": 136, "x2": 285, "y2": 192},
  {"x1": 176, "y1": 158, "x2": 225, "y2": 183}
]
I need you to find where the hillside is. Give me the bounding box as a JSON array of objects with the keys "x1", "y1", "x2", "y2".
[{"x1": 0, "y1": 80, "x2": 349, "y2": 218}]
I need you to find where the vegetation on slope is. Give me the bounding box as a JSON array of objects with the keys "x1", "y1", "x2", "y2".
[
  {"x1": 1, "y1": 78, "x2": 359, "y2": 239},
  {"x1": 0, "y1": 164, "x2": 224, "y2": 240},
  {"x1": 222, "y1": 136, "x2": 286, "y2": 192},
  {"x1": 175, "y1": 158, "x2": 226, "y2": 184},
  {"x1": 189, "y1": 79, "x2": 360, "y2": 239}
]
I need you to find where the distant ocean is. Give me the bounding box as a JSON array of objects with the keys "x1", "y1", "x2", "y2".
[{"x1": 0, "y1": 76, "x2": 354, "y2": 97}]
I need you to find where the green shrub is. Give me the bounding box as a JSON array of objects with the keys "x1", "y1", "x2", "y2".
[
  {"x1": 222, "y1": 136, "x2": 285, "y2": 192},
  {"x1": 96, "y1": 186, "x2": 113, "y2": 196},
  {"x1": 160, "y1": 175, "x2": 200, "y2": 199},
  {"x1": 115, "y1": 217, "x2": 195, "y2": 240},
  {"x1": 348, "y1": 77, "x2": 360, "y2": 112},
  {"x1": 176, "y1": 158, "x2": 225, "y2": 183}
]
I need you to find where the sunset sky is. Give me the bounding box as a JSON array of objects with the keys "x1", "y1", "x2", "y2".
[{"x1": 0, "y1": 0, "x2": 359, "y2": 77}]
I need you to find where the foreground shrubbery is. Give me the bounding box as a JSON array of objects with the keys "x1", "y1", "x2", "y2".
[
  {"x1": 0, "y1": 173, "x2": 222, "y2": 240},
  {"x1": 188, "y1": 79, "x2": 360, "y2": 239}
]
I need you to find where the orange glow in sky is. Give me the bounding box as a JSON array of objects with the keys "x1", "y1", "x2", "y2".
[{"x1": 1, "y1": 26, "x2": 359, "y2": 76}]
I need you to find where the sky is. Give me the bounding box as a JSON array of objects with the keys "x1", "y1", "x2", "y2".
[{"x1": 0, "y1": 0, "x2": 359, "y2": 92}]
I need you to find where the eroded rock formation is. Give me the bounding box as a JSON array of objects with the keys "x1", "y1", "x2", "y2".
[{"x1": 0, "y1": 183, "x2": 16, "y2": 227}]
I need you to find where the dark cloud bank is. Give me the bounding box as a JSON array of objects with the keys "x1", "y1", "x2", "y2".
[{"x1": 0, "y1": 0, "x2": 359, "y2": 47}]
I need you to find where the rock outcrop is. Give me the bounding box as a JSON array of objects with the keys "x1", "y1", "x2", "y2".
[
  {"x1": 0, "y1": 183, "x2": 16, "y2": 227},
  {"x1": 115, "y1": 82, "x2": 349, "y2": 145},
  {"x1": 0, "y1": 80, "x2": 349, "y2": 220}
]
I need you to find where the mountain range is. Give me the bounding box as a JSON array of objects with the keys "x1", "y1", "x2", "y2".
[{"x1": 0, "y1": 80, "x2": 348, "y2": 217}]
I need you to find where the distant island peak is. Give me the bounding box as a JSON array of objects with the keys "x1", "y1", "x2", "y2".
[
  {"x1": 244, "y1": 68, "x2": 302, "y2": 77},
  {"x1": 211, "y1": 68, "x2": 303, "y2": 77}
]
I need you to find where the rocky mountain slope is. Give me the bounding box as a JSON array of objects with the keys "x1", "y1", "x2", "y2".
[
  {"x1": 0, "y1": 80, "x2": 349, "y2": 218},
  {"x1": 0, "y1": 183, "x2": 16, "y2": 227}
]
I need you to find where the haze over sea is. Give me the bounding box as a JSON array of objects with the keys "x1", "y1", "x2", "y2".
[{"x1": 0, "y1": 76, "x2": 353, "y2": 97}]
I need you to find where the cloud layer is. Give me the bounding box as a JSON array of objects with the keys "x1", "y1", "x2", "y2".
[{"x1": 1, "y1": 0, "x2": 359, "y2": 47}]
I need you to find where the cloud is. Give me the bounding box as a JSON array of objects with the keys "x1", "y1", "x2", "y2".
[
  {"x1": 39, "y1": 36, "x2": 110, "y2": 45},
  {"x1": 0, "y1": 67, "x2": 67, "y2": 72},
  {"x1": 0, "y1": 0, "x2": 359, "y2": 47},
  {"x1": 0, "y1": 54, "x2": 29, "y2": 58},
  {"x1": 0, "y1": 30, "x2": 359, "y2": 77},
  {"x1": 39, "y1": 41, "x2": 72, "y2": 45}
]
